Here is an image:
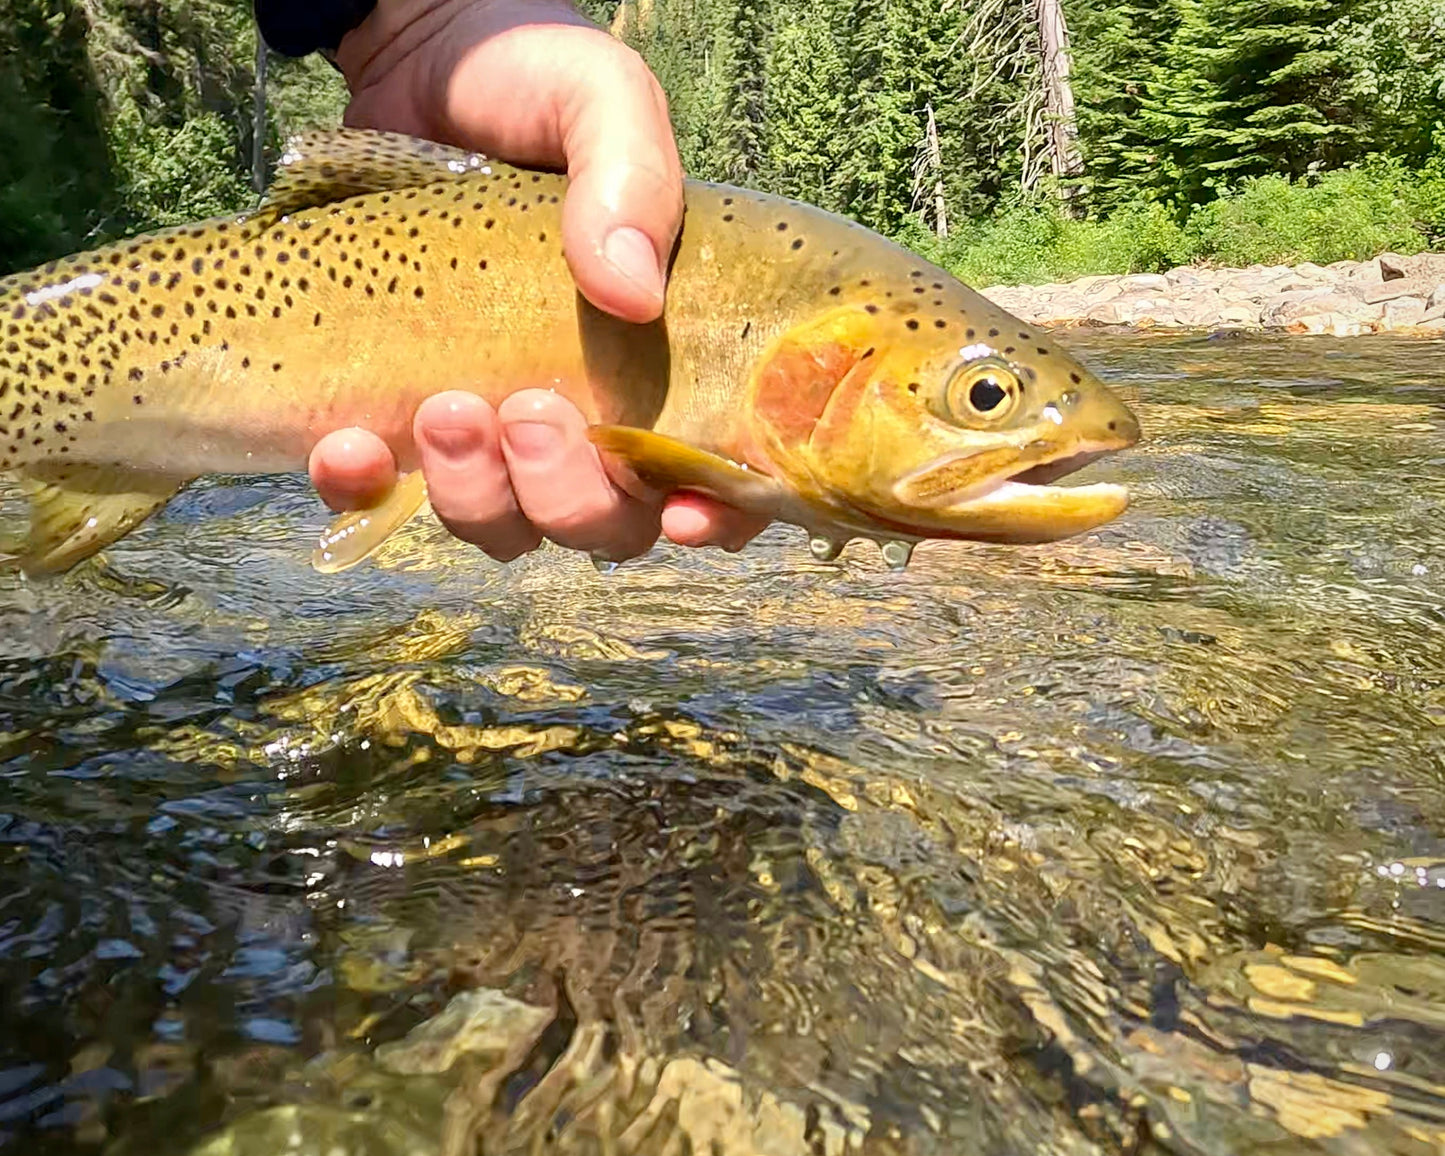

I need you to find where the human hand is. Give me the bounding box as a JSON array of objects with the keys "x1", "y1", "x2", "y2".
[{"x1": 307, "y1": 0, "x2": 769, "y2": 562}]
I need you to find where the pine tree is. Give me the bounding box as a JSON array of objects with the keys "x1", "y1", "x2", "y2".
[
  {"x1": 1149, "y1": 0, "x2": 1363, "y2": 204},
  {"x1": 1068, "y1": 0, "x2": 1180, "y2": 212},
  {"x1": 698, "y1": 0, "x2": 772, "y2": 183},
  {"x1": 764, "y1": 9, "x2": 846, "y2": 209}
]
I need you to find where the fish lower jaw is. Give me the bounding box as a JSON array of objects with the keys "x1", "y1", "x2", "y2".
[{"x1": 891, "y1": 436, "x2": 1133, "y2": 510}]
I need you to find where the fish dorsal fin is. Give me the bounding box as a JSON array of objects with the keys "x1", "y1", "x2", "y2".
[
  {"x1": 258, "y1": 128, "x2": 494, "y2": 219},
  {"x1": 4, "y1": 463, "x2": 191, "y2": 577}
]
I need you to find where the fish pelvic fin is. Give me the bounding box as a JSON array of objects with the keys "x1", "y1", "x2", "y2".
[
  {"x1": 311, "y1": 469, "x2": 430, "y2": 574},
  {"x1": 5, "y1": 463, "x2": 191, "y2": 577},
  {"x1": 258, "y1": 128, "x2": 496, "y2": 221},
  {"x1": 587, "y1": 427, "x2": 784, "y2": 513}
]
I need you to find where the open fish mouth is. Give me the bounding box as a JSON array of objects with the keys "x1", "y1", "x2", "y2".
[
  {"x1": 883, "y1": 439, "x2": 1134, "y2": 544},
  {"x1": 1008, "y1": 447, "x2": 1118, "y2": 487}
]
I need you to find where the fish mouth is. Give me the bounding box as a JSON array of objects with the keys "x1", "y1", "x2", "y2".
[
  {"x1": 882, "y1": 439, "x2": 1134, "y2": 544},
  {"x1": 1008, "y1": 446, "x2": 1117, "y2": 487}
]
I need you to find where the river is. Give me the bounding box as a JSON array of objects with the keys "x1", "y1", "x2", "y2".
[{"x1": 1, "y1": 332, "x2": 1442, "y2": 1155}]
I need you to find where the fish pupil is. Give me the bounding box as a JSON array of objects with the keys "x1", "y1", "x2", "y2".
[{"x1": 970, "y1": 377, "x2": 1007, "y2": 412}]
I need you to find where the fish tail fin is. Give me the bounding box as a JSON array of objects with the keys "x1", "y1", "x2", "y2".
[{"x1": 5, "y1": 463, "x2": 190, "y2": 577}]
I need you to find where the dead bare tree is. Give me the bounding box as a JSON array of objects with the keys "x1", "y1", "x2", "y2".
[
  {"x1": 955, "y1": 0, "x2": 1084, "y2": 206},
  {"x1": 1034, "y1": 0, "x2": 1083, "y2": 211},
  {"x1": 252, "y1": 32, "x2": 267, "y2": 194},
  {"x1": 910, "y1": 102, "x2": 950, "y2": 237}
]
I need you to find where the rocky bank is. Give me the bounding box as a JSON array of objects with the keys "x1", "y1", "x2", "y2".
[{"x1": 980, "y1": 250, "x2": 1445, "y2": 336}]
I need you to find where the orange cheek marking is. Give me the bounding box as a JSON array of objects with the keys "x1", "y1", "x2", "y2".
[
  {"x1": 751, "y1": 341, "x2": 862, "y2": 445},
  {"x1": 810, "y1": 358, "x2": 879, "y2": 450}
]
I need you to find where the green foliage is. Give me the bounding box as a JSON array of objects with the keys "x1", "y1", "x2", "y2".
[
  {"x1": 904, "y1": 196, "x2": 1192, "y2": 288},
  {"x1": 0, "y1": 0, "x2": 350, "y2": 274},
  {"x1": 267, "y1": 54, "x2": 351, "y2": 139},
  {"x1": 0, "y1": 0, "x2": 120, "y2": 271},
  {"x1": 763, "y1": 10, "x2": 846, "y2": 210},
  {"x1": 1067, "y1": 0, "x2": 1178, "y2": 212},
  {"x1": 1147, "y1": 0, "x2": 1362, "y2": 205},
  {"x1": 107, "y1": 105, "x2": 252, "y2": 228},
  {"x1": 919, "y1": 158, "x2": 1445, "y2": 286},
  {"x1": 1333, "y1": 0, "x2": 1445, "y2": 163},
  {"x1": 1186, "y1": 161, "x2": 1432, "y2": 265}
]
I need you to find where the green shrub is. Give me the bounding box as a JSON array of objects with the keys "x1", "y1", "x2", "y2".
[
  {"x1": 108, "y1": 106, "x2": 253, "y2": 231},
  {"x1": 1187, "y1": 161, "x2": 1431, "y2": 265},
  {"x1": 905, "y1": 196, "x2": 1191, "y2": 287},
  {"x1": 906, "y1": 154, "x2": 1445, "y2": 287}
]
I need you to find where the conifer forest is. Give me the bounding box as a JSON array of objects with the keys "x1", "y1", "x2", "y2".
[{"x1": 2, "y1": 0, "x2": 1443, "y2": 282}]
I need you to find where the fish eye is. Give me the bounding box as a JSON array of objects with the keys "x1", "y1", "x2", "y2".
[{"x1": 945, "y1": 360, "x2": 1021, "y2": 424}]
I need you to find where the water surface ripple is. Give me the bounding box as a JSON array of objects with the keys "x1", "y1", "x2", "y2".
[{"x1": 1, "y1": 332, "x2": 1443, "y2": 1155}]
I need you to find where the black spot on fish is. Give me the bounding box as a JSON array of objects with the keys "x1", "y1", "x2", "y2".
[
  {"x1": 906, "y1": 319, "x2": 919, "y2": 330},
  {"x1": 791, "y1": 238, "x2": 803, "y2": 250},
  {"x1": 1036, "y1": 348, "x2": 1049, "y2": 356},
  {"x1": 1069, "y1": 372, "x2": 1082, "y2": 384}
]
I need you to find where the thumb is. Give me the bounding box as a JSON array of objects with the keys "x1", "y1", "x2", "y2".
[{"x1": 556, "y1": 41, "x2": 684, "y2": 324}]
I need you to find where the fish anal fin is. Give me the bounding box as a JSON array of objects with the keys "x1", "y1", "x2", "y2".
[
  {"x1": 312, "y1": 469, "x2": 430, "y2": 574},
  {"x1": 12, "y1": 463, "x2": 191, "y2": 577},
  {"x1": 587, "y1": 426, "x2": 784, "y2": 514},
  {"x1": 259, "y1": 129, "x2": 497, "y2": 220}
]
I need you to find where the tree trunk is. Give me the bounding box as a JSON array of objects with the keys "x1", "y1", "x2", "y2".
[
  {"x1": 1035, "y1": 0, "x2": 1083, "y2": 212},
  {"x1": 916, "y1": 102, "x2": 949, "y2": 238},
  {"x1": 252, "y1": 32, "x2": 267, "y2": 194}
]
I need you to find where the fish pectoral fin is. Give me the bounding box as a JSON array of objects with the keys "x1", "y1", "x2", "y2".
[
  {"x1": 10, "y1": 463, "x2": 191, "y2": 577},
  {"x1": 311, "y1": 469, "x2": 430, "y2": 574},
  {"x1": 587, "y1": 426, "x2": 783, "y2": 512},
  {"x1": 258, "y1": 128, "x2": 492, "y2": 221}
]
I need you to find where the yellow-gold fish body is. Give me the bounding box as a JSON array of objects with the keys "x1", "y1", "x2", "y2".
[{"x1": 0, "y1": 129, "x2": 1139, "y2": 577}]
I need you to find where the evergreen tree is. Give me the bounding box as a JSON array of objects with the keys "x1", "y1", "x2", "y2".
[
  {"x1": 764, "y1": 9, "x2": 846, "y2": 209},
  {"x1": 1148, "y1": 0, "x2": 1363, "y2": 205},
  {"x1": 698, "y1": 0, "x2": 772, "y2": 183},
  {"x1": 1068, "y1": 0, "x2": 1179, "y2": 213}
]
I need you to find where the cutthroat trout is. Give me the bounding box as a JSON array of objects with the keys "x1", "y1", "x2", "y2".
[{"x1": 0, "y1": 129, "x2": 1140, "y2": 577}]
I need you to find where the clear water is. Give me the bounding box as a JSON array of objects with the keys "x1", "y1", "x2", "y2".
[{"x1": 1, "y1": 332, "x2": 1442, "y2": 1155}]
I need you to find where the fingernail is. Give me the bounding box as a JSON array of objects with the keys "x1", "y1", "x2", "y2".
[
  {"x1": 602, "y1": 226, "x2": 664, "y2": 299},
  {"x1": 504, "y1": 420, "x2": 563, "y2": 460},
  {"x1": 422, "y1": 421, "x2": 483, "y2": 463}
]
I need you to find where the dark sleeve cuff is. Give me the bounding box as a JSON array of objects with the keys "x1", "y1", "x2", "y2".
[{"x1": 254, "y1": 0, "x2": 379, "y2": 57}]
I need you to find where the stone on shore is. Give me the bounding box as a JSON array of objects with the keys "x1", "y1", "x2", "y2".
[{"x1": 976, "y1": 251, "x2": 1445, "y2": 336}]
